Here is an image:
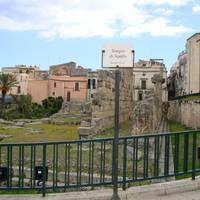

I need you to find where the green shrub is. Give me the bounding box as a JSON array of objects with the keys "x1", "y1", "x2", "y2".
[
  {"x1": 42, "y1": 96, "x2": 63, "y2": 116},
  {"x1": 0, "y1": 96, "x2": 63, "y2": 120}
]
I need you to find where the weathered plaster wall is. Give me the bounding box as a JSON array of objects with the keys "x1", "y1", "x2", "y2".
[{"x1": 168, "y1": 100, "x2": 200, "y2": 129}]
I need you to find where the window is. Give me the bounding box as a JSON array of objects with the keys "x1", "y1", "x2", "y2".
[
  {"x1": 52, "y1": 92, "x2": 55, "y2": 95},
  {"x1": 92, "y1": 79, "x2": 96, "y2": 89},
  {"x1": 87, "y1": 79, "x2": 96, "y2": 89},
  {"x1": 141, "y1": 80, "x2": 146, "y2": 89},
  {"x1": 75, "y1": 82, "x2": 79, "y2": 91},
  {"x1": 17, "y1": 86, "x2": 21, "y2": 94},
  {"x1": 54, "y1": 82, "x2": 56, "y2": 88},
  {"x1": 87, "y1": 79, "x2": 91, "y2": 89},
  {"x1": 138, "y1": 92, "x2": 143, "y2": 101}
]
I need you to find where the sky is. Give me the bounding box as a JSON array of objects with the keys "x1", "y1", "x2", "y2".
[{"x1": 0, "y1": 0, "x2": 200, "y2": 72}]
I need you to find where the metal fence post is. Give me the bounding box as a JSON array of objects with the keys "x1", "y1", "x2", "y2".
[
  {"x1": 192, "y1": 132, "x2": 197, "y2": 180},
  {"x1": 42, "y1": 144, "x2": 47, "y2": 197},
  {"x1": 122, "y1": 138, "x2": 127, "y2": 191},
  {"x1": 183, "y1": 133, "x2": 189, "y2": 173}
]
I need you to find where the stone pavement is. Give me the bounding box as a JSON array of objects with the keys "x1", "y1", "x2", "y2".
[{"x1": 1, "y1": 177, "x2": 200, "y2": 200}]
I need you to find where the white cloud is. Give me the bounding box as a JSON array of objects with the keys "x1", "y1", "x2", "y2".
[
  {"x1": 135, "y1": 0, "x2": 192, "y2": 6},
  {"x1": 0, "y1": 16, "x2": 43, "y2": 31},
  {"x1": 121, "y1": 18, "x2": 193, "y2": 37},
  {"x1": 155, "y1": 8, "x2": 174, "y2": 16},
  {"x1": 193, "y1": 4, "x2": 200, "y2": 13},
  {"x1": 0, "y1": 0, "x2": 193, "y2": 39}
]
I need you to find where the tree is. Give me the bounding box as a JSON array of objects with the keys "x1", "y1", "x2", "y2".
[
  {"x1": 12, "y1": 95, "x2": 32, "y2": 117},
  {"x1": 0, "y1": 73, "x2": 18, "y2": 105},
  {"x1": 42, "y1": 96, "x2": 63, "y2": 116}
]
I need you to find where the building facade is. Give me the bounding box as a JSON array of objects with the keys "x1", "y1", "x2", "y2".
[
  {"x1": 49, "y1": 62, "x2": 91, "y2": 76},
  {"x1": 169, "y1": 33, "x2": 200, "y2": 97},
  {"x1": 133, "y1": 59, "x2": 168, "y2": 102},
  {"x1": 87, "y1": 71, "x2": 98, "y2": 101},
  {"x1": 1, "y1": 65, "x2": 47, "y2": 95},
  {"x1": 186, "y1": 33, "x2": 200, "y2": 94},
  {"x1": 28, "y1": 76, "x2": 88, "y2": 103},
  {"x1": 168, "y1": 51, "x2": 187, "y2": 97}
]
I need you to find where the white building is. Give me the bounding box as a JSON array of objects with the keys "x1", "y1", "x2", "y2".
[{"x1": 133, "y1": 59, "x2": 168, "y2": 101}]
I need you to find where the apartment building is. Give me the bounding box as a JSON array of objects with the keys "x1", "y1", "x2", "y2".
[{"x1": 133, "y1": 59, "x2": 168, "y2": 101}]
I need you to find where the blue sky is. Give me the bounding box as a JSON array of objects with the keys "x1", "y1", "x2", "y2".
[{"x1": 0, "y1": 0, "x2": 200, "y2": 71}]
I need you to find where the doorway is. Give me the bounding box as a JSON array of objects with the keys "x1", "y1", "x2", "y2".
[{"x1": 67, "y1": 92, "x2": 71, "y2": 102}]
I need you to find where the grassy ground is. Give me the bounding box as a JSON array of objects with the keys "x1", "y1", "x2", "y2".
[
  {"x1": 182, "y1": 95, "x2": 200, "y2": 101},
  {"x1": 96, "y1": 120, "x2": 133, "y2": 138},
  {"x1": 169, "y1": 120, "x2": 191, "y2": 132},
  {"x1": 0, "y1": 120, "x2": 199, "y2": 194},
  {"x1": 169, "y1": 120, "x2": 200, "y2": 179},
  {"x1": 0, "y1": 189, "x2": 38, "y2": 195},
  {"x1": 0, "y1": 123, "x2": 79, "y2": 143}
]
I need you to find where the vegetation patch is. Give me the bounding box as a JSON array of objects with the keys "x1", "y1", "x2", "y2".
[
  {"x1": 169, "y1": 120, "x2": 191, "y2": 132},
  {"x1": 97, "y1": 120, "x2": 133, "y2": 138},
  {"x1": 169, "y1": 120, "x2": 200, "y2": 180},
  {"x1": 0, "y1": 123, "x2": 79, "y2": 143},
  {"x1": 0, "y1": 96, "x2": 63, "y2": 120}
]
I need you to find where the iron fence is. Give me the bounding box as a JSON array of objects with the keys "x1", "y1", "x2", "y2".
[
  {"x1": 0, "y1": 130, "x2": 200, "y2": 196},
  {"x1": 168, "y1": 92, "x2": 200, "y2": 101}
]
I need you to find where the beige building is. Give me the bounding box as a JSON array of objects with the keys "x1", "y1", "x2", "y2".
[
  {"x1": 133, "y1": 59, "x2": 168, "y2": 101},
  {"x1": 27, "y1": 80, "x2": 49, "y2": 103},
  {"x1": 169, "y1": 33, "x2": 200, "y2": 96},
  {"x1": 28, "y1": 76, "x2": 88, "y2": 103},
  {"x1": 186, "y1": 33, "x2": 200, "y2": 94},
  {"x1": 168, "y1": 51, "x2": 187, "y2": 97},
  {"x1": 1, "y1": 65, "x2": 46, "y2": 95},
  {"x1": 49, "y1": 62, "x2": 91, "y2": 76}
]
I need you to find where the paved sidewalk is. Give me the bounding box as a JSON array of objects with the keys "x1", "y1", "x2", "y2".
[{"x1": 1, "y1": 177, "x2": 200, "y2": 200}]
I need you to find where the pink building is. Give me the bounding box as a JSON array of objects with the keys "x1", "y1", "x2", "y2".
[
  {"x1": 28, "y1": 80, "x2": 49, "y2": 103},
  {"x1": 28, "y1": 76, "x2": 88, "y2": 103}
]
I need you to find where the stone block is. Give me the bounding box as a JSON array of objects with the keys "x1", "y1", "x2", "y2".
[{"x1": 78, "y1": 127, "x2": 96, "y2": 138}]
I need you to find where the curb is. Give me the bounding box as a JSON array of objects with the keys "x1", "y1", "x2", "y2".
[{"x1": 1, "y1": 177, "x2": 200, "y2": 200}]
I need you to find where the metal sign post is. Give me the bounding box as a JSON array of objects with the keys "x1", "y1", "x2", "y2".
[
  {"x1": 111, "y1": 68, "x2": 121, "y2": 200},
  {"x1": 102, "y1": 44, "x2": 134, "y2": 200}
]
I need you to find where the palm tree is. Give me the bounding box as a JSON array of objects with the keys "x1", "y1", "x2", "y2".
[{"x1": 0, "y1": 73, "x2": 18, "y2": 105}]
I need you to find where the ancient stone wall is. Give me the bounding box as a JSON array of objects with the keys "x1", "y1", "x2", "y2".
[
  {"x1": 91, "y1": 69, "x2": 133, "y2": 130},
  {"x1": 168, "y1": 100, "x2": 200, "y2": 129}
]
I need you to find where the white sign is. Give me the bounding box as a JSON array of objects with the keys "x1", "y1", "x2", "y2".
[{"x1": 102, "y1": 44, "x2": 134, "y2": 68}]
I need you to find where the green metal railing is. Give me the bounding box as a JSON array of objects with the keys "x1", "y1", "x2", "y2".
[
  {"x1": 0, "y1": 130, "x2": 200, "y2": 196},
  {"x1": 168, "y1": 92, "x2": 200, "y2": 101}
]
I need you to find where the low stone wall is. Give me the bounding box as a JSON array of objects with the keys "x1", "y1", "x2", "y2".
[
  {"x1": 168, "y1": 100, "x2": 200, "y2": 129},
  {"x1": 60, "y1": 101, "x2": 92, "y2": 114}
]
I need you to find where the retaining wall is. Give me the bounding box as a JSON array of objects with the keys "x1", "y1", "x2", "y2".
[{"x1": 168, "y1": 100, "x2": 200, "y2": 129}]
